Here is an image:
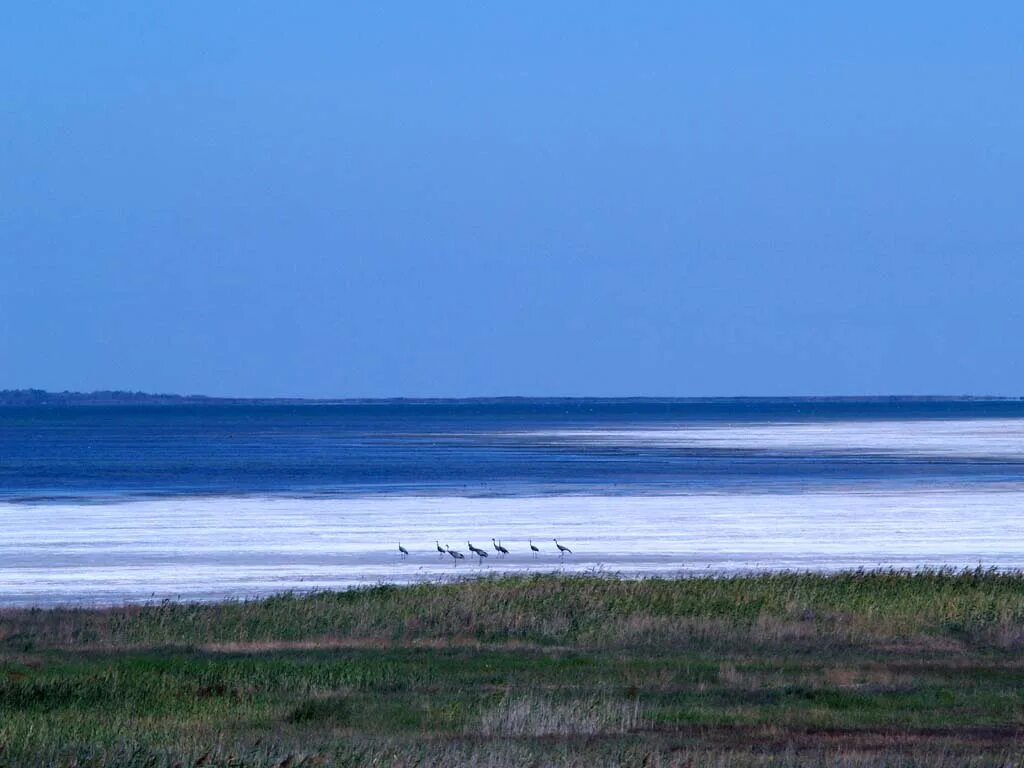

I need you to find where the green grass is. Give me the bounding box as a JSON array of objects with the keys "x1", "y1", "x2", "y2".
[{"x1": 3, "y1": 570, "x2": 1024, "y2": 766}]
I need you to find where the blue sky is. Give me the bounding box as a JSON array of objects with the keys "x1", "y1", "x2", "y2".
[{"x1": 2, "y1": 3, "x2": 1022, "y2": 397}]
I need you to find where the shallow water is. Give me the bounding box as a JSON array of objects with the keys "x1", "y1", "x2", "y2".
[
  {"x1": 2, "y1": 400, "x2": 1023, "y2": 605},
  {"x1": 2, "y1": 490, "x2": 1024, "y2": 606}
]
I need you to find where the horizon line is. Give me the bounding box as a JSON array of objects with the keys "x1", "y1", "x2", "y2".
[{"x1": 2, "y1": 389, "x2": 1023, "y2": 405}]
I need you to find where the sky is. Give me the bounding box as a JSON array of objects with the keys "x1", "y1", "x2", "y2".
[{"x1": 1, "y1": 3, "x2": 1022, "y2": 398}]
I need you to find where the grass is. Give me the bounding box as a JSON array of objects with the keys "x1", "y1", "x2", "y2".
[{"x1": 3, "y1": 569, "x2": 1024, "y2": 766}]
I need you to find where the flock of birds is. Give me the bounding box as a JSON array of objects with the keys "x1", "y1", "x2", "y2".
[{"x1": 397, "y1": 537, "x2": 573, "y2": 565}]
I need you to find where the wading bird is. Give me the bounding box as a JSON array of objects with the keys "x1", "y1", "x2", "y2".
[
  {"x1": 435, "y1": 540, "x2": 446, "y2": 558},
  {"x1": 529, "y1": 539, "x2": 540, "y2": 558},
  {"x1": 446, "y1": 545, "x2": 465, "y2": 565},
  {"x1": 492, "y1": 538, "x2": 510, "y2": 557},
  {"x1": 554, "y1": 539, "x2": 572, "y2": 556},
  {"x1": 398, "y1": 542, "x2": 409, "y2": 558},
  {"x1": 467, "y1": 541, "x2": 489, "y2": 563}
]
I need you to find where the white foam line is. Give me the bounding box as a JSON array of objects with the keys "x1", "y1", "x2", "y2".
[{"x1": 520, "y1": 418, "x2": 1024, "y2": 459}]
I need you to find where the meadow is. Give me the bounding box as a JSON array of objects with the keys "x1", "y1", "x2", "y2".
[{"x1": 3, "y1": 570, "x2": 1024, "y2": 766}]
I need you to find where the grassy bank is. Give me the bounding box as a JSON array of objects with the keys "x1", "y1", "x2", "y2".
[{"x1": 3, "y1": 570, "x2": 1024, "y2": 766}]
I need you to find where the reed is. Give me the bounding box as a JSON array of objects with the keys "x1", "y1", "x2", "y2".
[{"x1": 3, "y1": 570, "x2": 1024, "y2": 766}]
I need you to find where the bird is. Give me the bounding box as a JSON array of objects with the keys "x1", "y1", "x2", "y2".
[
  {"x1": 492, "y1": 538, "x2": 510, "y2": 557},
  {"x1": 554, "y1": 539, "x2": 572, "y2": 556},
  {"x1": 467, "y1": 541, "x2": 489, "y2": 563},
  {"x1": 529, "y1": 539, "x2": 540, "y2": 558},
  {"x1": 446, "y1": 545, "x2": 465, "y2": 565},
  {"x1": 435, "y1": 540, "x2": 446, "y2": 558},
  {"x1": 398, "y1": 542, "x2": 409, "y2": 558}
]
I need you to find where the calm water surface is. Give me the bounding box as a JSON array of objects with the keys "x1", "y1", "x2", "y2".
[{"x1": 2, "y1": 400, "x2": 1023, "y2": 604}]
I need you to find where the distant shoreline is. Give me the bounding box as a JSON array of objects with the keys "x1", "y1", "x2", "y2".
[{"x1": 1, "y1": 389, "x2": 1021, "y2": 406}]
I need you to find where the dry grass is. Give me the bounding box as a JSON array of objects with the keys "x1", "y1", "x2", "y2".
[{"x1": 475, "y1": 694, "x2": 646, "y2": 736}]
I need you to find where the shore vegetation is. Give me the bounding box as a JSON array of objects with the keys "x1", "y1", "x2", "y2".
[{"x1": 3, "y1": 570, "x2": 1024, "y2": 766}]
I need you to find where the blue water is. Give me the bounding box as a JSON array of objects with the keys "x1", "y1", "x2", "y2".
[
  {"x1": 3, "y1": 399, "x2": 1024, "y2": 501},
  {"x1": 4, "y1": 399, "x2": 1024, "y2": 603}
]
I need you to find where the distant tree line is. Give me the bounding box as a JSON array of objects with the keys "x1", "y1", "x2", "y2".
[
  {"x1": 0, "y1": 389, "x2": 218, "y2": 406},
  {"x1": 1, "y1": 390, "x2": 1020, "y2": 406}
]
